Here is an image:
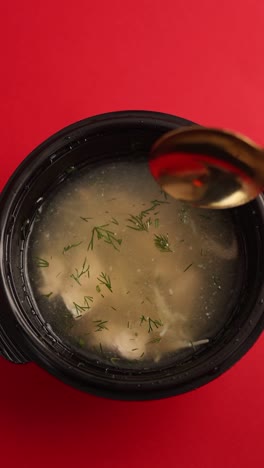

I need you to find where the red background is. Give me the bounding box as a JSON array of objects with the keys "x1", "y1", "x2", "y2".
[{"x1": 1, "y1": 1, "x2": 264, "y2": 467}]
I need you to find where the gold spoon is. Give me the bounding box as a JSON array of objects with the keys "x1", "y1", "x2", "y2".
[{"x1": 149, "y1": 126, "x2": 264, "y2": 209}]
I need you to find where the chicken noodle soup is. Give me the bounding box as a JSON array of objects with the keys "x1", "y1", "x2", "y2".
[{"x1": 27, "y1": 161, "x2": 240, "y2": 368}]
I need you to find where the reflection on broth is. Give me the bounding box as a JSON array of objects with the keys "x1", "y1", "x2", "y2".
[{"x1": 27, "y1": 162, "x2": 239, "y2": 368}]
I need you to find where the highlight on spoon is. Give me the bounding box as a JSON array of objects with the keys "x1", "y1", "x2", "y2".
[{"x1": 149, "y1": 127, "x2": 263, "y2": 209}]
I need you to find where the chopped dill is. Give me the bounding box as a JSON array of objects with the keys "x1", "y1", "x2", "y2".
[
  {"x1": 154, "y1": 218, "x2": 160, "y2": 228},
  {"x1": 62, "y1": 241, "x2": 82, "y2": 254},
  {"x1": 141, "y1": 199, "x2": 169, "y2": 217},
  {"x1": 97, "y1": 272, "x2": 113, "y2": 292},
  {"x1": 139, "y1": 315, "x2": 163, "y2": 333},
  {"x1": 184, "y1": 263, "x2": 193, "y2": 272},
  {"x1": 147, "y1": 337, "x2": 161, "y2": 344},
  {"x1": 93, "y1": 320, "x2": 109, "y2": 332},
  {"x1": 154, "y1": 234, "x2": 172, "y2": 252},
  {"x1": 80, "y1": 216, "x2": 93, "y2": 222},
  {"x1": 140, "y1": 352, "x2": 145, "y2": 358},
  {"x1": 140, "y1": 315, "x2": 147, "y2": 325},
  {"x1": 127, "y1": 199, "x2": 169, "y2": 232},
  {"x1": 36, "y1": 257, "x2": 49, "y2": 268},
  {"x1": 131, "y1": 348, "x2": 139, "y2": 351},
  {"x1": 73, "y1": 296, "x2": 93, "y2": 316},
  {"x1": 147, "y1": 318, "x2": 163, "y2": 333},
  {"x1": 84, "y1": 296, "x2": 93, "y2": 307},
  {"x1": 73, "y1": 301, "x2": 89, "y2": 317},
  {"x1": 126, "y1": 214, "x2": 151, "y2": 232},
  {"x1": 88, "y1": 224, "x2": 122, "y2": 251},
  {"x1": 111, "y1": 306, "x2": 117, "y2": 311},
  {"x1": 42, "y1": 291, "x2": 53, "y2": 298},
  {"x1": 96, "y1": 285, "x2": 101, "y2": 293},
  {"x1": 70, "y1": 257, "x2": 90, "y2": 285},
  {"x1": 111, "y1": 217, "x2": 119, "y2": 225}
]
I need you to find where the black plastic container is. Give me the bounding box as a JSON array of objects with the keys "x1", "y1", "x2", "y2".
[{"x1": 0, "y1": 111, "x2": 264, "y2": 400}]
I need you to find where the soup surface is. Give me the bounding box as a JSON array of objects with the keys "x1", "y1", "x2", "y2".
[{"x1": 27, "y1": 161, "x2": 240, "y2": 368}]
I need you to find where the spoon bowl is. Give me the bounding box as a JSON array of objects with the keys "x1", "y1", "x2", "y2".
[{"x1": 149, "y1": 127, "x2": 264, "y2": 208}]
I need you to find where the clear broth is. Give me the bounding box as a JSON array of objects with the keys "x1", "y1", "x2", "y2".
[{"x1": 27, "y1": 161, "x2": 240, "y2": 369}]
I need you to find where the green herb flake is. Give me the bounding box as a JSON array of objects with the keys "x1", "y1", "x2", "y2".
[
  {"x1": 184, "y1": 263, "x2": 193, "y2": 272},
  {"x1": 84, "y1": 296, "x2": 93, "y2": 307},
  {"x1": 140, "y1": 315, "x2": 147, "y2": 325},
  {"x1": 126, "y1": 214, "x2": 150, "y2": 232},
  {"x1": 36, "y1": 257, "x2": 49, "y2": 268},
  {"x1": 111, "y1": 217, "x2": 119, "y2": 225},
  {"x1": 88, "y1": 224, "x2": 122, "y2": 251},
  {"x1": 42, "y1": 291, "x2": 53, "y2": 298},
  {"x1": 147, "y1": 318, "x2": 163, "y2": 333},
  {"x1": 70, "y1": 257, "x2": 90, "y2": 286},
  {"x1": 142, "y1": 199, "x2": 169, "y2": 216},
  {"x1": 93, "y1": 320, "x2": 109, "y2": 332},
  {"x1": 62, "y1": 241, "x2": 82, "y2": 254},
  {"x1": 73, "y1": 297, "x2": 92, "y2": 317},
  {"x1": 126, "y1": 199, "x2": 169, "y2": 233},
  {"x1": 147, "y1": 337, "x2": 161, "y2": 344},
  {"x1": 154, "y1": 234, "x2": 172, "y2": 252},
  {"x1": 97, "y1": 272, "x2": 113, "y2": 292},
  {"x1": 80, "y1": 216, "x2": 93, "y2": 222}
]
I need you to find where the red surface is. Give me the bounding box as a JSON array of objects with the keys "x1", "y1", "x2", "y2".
[{"x1": 1, "y1": 1, "x2": 264, "y2": 467}]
